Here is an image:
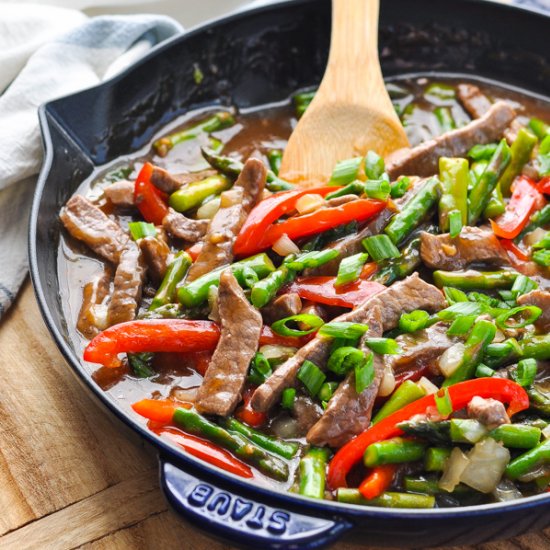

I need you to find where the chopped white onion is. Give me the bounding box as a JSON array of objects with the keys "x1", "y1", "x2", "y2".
[
  {"x1": 378, "y1": 366, "x2": 396, "y2": 397},
  {"x1": 524, "y1": 226, "x2": 547, "y2": 247},
  {"x1": 493, "y1": 329, "x2": 506, "y2": 343},
  {"x1": 197, "y1": 196, "x2": 221, "y2": 219},
  {"x1": 417, "y1": 376, "x2": 438, "y2": 395},
  {"x1": 259, "y1": 344, "x2": 297, "y2": 366},
  {"x1": 459, "y1": 438, "x2": 510, "y2": 493},
  {"x1": 295, "y1": 193, "x2": 325, "y2": 215},
  {"x1": 272, "y1": 233, "x2": 301, "y2": 256},
  {"x1": 92, "y1": 304, "x2": 109, "y2": 331},
  {"x1": 492, "y1": 479, "x2": 523, "y2": 502},
  {"x1": 542, "y1": 424, "x2": 550, "y2": 440},
  {"x1": 439, "y1": 447, "x2": 469, "y2": 493},
  {"x1": 438, "y1": 342, "x2": 466, "y2": 377}
]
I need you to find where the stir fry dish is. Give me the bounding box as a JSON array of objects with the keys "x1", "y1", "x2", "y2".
[{"x1": 59, "y1": 79, "x2": 550, "y2": 509}]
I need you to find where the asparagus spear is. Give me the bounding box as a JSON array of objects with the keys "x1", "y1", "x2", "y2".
[
  {"x1": 169, "y1": 175, "x2": 232, "y2": 213},
  {"x1": 173, "y1": 408, "x2": 288, "y2": 480},
  {"x1": 489, "y1": 424, "x2": 541, "y2": 449},
  {"x1": 483, "y1": 184, "x2": 506, "y2": 219},
  {"x1": 372, "y1": 380, "x2": 425, "y2": 424},
  {"x1": 398, "y1": 420, "x2": 451, "y2": 445},
  {"x1": 499, "y1": 128, "x2": 538, "y2": 196},
  {"x1": 337, "y1": 489, "x2": 435, "y2": 508},
  {"x1": 154, "y1": 112, "x2": 235, "y2": 157},
  {"x1": 443, "y1": 320, "x2": 496, "y2": 386},
  {"x1": 150, "y1": 252, "x2": 192, "y2": 310},
  {"x1": 403, "y1": 476, "x2": 470, "y2": 495},
  {"x1": 293, "y1": 90, "x2": 316, "y2": 118},
  {"x1": 364, "y1": 437, "x2": 427, "y2": 467},
  {"x1": 178, "y1": 253, "x2": 275, "y2": 307},
  {"x1": 221, "y1": 417, "x2": 299, "y2": 459},
  {"x1": 299, "y1": 447, "x2": 330, "y2": 499},
  {"x1": 425, "y1": 447, "x2": 452, "y2": 471},
  {"x1": 505, "y1": 438, "x2": 550, "y2": 480},
  {"x1": 385, "y1": 177, "x2": 440, "y2": 245},
  {"x1": 468, "y1": 139, "x2": 512, "y2": 224},
  {"x1": 251, "y1": 265, "x2": 294, "y2": 309},
  {"x1": 484, "y1": 334, "x2": 550, "y2": 369},
  {"x1": 438, "y1": 157, "x2": 469, "y2": 232},
  {"x1": 433, "y1": 270, "x2": 519, "y2": 290},
  {"x1": 267, "y1": 149, "x2": 282, "y2": 175},
  {"x1": 201, "y1": 147, "x2": 293, "y2": 192}
]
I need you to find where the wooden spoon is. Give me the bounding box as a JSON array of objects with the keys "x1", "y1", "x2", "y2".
[{"x1": 279, "y1": 0, "x2": 409, "y2": 186}]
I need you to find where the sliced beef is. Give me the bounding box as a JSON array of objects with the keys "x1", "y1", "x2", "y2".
[
  {"x1": 106, "y1": 241, "x2": 146, "y2": 326},
  {"x1": 77, "y1": 270, "x2": 111, "y2": 338},
  {"x1": 261, "y1": 293, "x2": 302, "y2": 325},
  {"x1": 103, "y1": 180, "x2": 135, "y2": 207},
  {"x1": 291, "y1": 395, "x2": 323, "y2": 436},
  {"x1": 299, "y1": 302, "x2": 329, "y2": 321},
  {"x1": 303, "y1": 177, "x2": 423, "y2": 277},
  {"x1": 504, "y1": 118, "x2": 525, "y2": 144},
  {"x1": 517, "y1": 289, "x2": 550, "y2": 332},
  {"x1": 386, "y1": 101, "x2": 516, "y2": 179},
  {"x1": 420, "y1": 227, "x2": 509, "y2": 270},
  {"x1": 195, "y1": 270, "x2": 263, "y2": 416},
  {"x1": 250, "y1": 273, "x2": 446, "y2": 413},
  {"x1": 386, "y1": 323, "x2": 457, "y2": 376},
  {"x1": 457, "y1": 84, "x2": 492, "y2": 118},
  {"x1": 139, "y1": 236, "x2": 172, "y2": 285},
  {"x1": 162, "y1": 207, "x2": 209, "y2": 242},
  {"x1": 149, "y1": 166, "x2": 189, "y2": 194},
  {"x1": 307, "y1": 308, "x2": 385, "y2": 447},
  {"x1": 186, "y1": 158, "x2": 266, "y2": 282},
  {"x1": 60, "y1": 195, "x2": 128, "y2": 263},
  {"x1": 467, "y1": 396, "x2": 510, "y2": 429}
]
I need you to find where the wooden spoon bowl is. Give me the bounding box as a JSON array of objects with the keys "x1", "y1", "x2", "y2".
[{"x1": 279, "y1": 0, "x2": 409, "y2": 186}]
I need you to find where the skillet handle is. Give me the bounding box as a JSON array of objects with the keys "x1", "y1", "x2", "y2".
[{"x1": 159, "y1": 458, "x2": 352, "y2": 549}]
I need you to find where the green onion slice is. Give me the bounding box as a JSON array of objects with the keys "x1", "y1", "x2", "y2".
[
  {"x1": 399, "y1": 310, "x2": 431, "y2": 333},
  {"x1": 448, "y1": 209, "x2": 463, "y2": 238},
  {"x1": 475, "y1": 364, "x2": 495, "y2": 378},
  {"x1": 495, "y1": 306, "x2": 542, "y2": 330},
  {"x1": 319, "y1": 321, "x2": 369, "y2": 340},
  {"x1": 533, "y1": 249, "x2": 550, "y2": 267},
  {"x1": 329, "y1": 157, "x2": 362, "y2": 186},
  {"x1": 318, "y1": 381, "x2": 339, "y2": 402},
  {"x1": 513, "y1": 358, "x2": 538, "y2": 387},
  {"x1": 362, "y1": 234, "x2": 401, "y2": 262},
  {"x1": 128, "y1": 221, "x2": 157, "y2": 240},
  {"x1": 335, "y1": 252, "x2": 369, "y2": 287},
  {"x1": 364, "y1": 150, "x2": 385, "y2": 180},
  {"x1": 298, "y1": 360, "x2": 326, "y2": 397},
  {"x1": 447, "y1": 315, "x2": 477, "y2": 336},
  {"x1": 271, "y1": 314, "x2": 324, "y2": 337},
  {"x1": 327, "y1": 346, "x2": 366, "y2": 376},
  {"x1": 281, "y1": 388, "x2": 296, "y2": 409},
  {"x1": 434, "y1": 388, "x2": 453, "y2": 417},
  {"x1": 390, "y1": 177, "x2": 410, "y2": 199},
  {"x1": 364, "y1": 180, "x2": 391, "y2": 200},
  {"x1": 248, "y1": 352, "x2": 272, "y2": 385},
  {"x1": 355, "y1": 352, "x2": 375, "y2": 394},
  {"x1": 443, "y1": 286, "x2": 468, "y2": 304},
  {"x1": 364, "y1": 337, "x2": 401, "y2": 355}
]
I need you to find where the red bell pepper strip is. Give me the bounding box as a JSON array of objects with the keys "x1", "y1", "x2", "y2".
[
  {"x1": 257, "y1": 199, "x2": 387, "y2": 254},
  {"x1": 287, "y1": 277, "x2": 385, "y2": 308},
  {"x1": 134, "y1": 162, "x2": 169, "y2": 225},
  {"x1": 327, "y1": 378, "x2": 529, "y2": 490},
  {"x1": 538, "y1": 176, "x2": 550, "y2": 195},
  {"x1": 152, "y1": 425, "x2": 253, "y2": 478},
  {"x1": 84, "y1": 320, "x2": 220, "y2": 368},
  {"x1": 234, "y1": 186, "x2": 340, "y2": 257},
  {"x1": 358, "y1": 464, "x2": 398, "y2": 500},
  {"x1": 491, "y1": 176, "x2": 544, "y2": 239},
  {"x1": 84, "y1": 320, "x2": 308, "y2": 368},
  {"x1": 132, "y1": 398, "x2": 190, "y2": 423},
  {"x1": 500, "y1": 238, "x2": 530, "y2": 262},
  {"x1": 235, "y1": 388, "x2": 268, "y2": 427},
  {"x1": 259, "y1": 325, "x2": 312, "y2": 347}
]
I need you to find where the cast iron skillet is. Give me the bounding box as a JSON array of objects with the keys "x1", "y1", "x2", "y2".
[{"x1": 29, "y1": 0, "x2": 550, "y2": 547}]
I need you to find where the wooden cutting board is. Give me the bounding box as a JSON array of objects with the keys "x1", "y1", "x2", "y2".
[{"x1": 0, "y1": 280, "x2": 548, "y2": 550}]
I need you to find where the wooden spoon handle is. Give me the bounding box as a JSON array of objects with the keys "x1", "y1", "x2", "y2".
[{"x1": 328, "y1": 0, "x2": 379, "y2": 71}]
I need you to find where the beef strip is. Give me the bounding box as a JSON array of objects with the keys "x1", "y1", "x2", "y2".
[
  {"x1": 195, "y1": 270, "x2": 263, "y2": 416},
  {"x1": 386, "y1": 101, "x2": 516, "y2": 179},
  {"x1": 306, "y1": 308, "x2": 385, "y2": 447},
  {"x1": 385, "y1": 323, "x2": 457, "y2": 376},
  {"x1": 504, "y1": 118, "x2": 525, "y2": 144},
  {"x1": 250, "y1": 273, "x2": 447, "y2": 412},
  {"x1": 303, "y1": 177, "x2": 423, "y2": 277},
  {"x1": 103, "y1": 180, "x2": 135, "y2": 207},
  {"x1": 420, "y1": 227, "x2": 509, "y2": 270},
  {"x1": 60, "y1": 195, "x2": 128, "y2": 263},
  {"x1": 162, "y1": 207, "x2": 209, "y2": 242},
  {"x1": 457, "y1": 84, "x2": 492, "y2": 118},
  {"x1": 261, "y1": 293, "x2": 302, "y2": 325},
  {"x1": 299, "y1": 302, "x2": 329, "y2": 321},
  {"x1": 186, "y1": 158, "x2": 266, "y2": 282},
  {"x1": 148, "y1": 166, "x2": 215, "y2": 194},
  {"x1": 291, "y1": 395, "x2": 323, "y2": 436},
  {"x1": 106, "y1": 241, "x2": 146, "y2": 326},
  {"x1": 517, "y1": 289, "x2": 550, "y2": 332},
  {"x1": 77, "y1": 269, "x2": 111, "y2": 338},
  {"x1": 467, "y1": 396, "x2": 510, "y2": 429},
  {"x1": 139, "y1": 236, "x2": 172, "y2": 285}
]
